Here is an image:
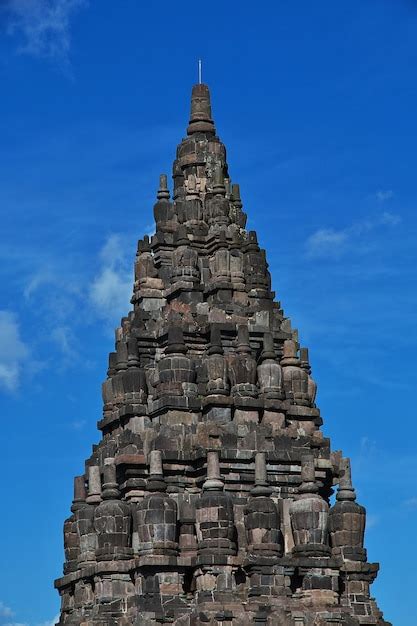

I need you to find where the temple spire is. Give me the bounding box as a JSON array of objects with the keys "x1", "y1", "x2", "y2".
[{"x1": 187, "y1": 83, "x2": 216, "y2": 136}]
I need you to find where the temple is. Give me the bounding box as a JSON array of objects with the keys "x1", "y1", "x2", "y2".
[{"x1": 55, "y1": 84, "x2": 390, "y2": 625}]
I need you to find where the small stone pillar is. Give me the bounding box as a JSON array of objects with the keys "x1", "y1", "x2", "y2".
[
  {"x1": 204, "y1": 325, "x2": 229, "y2": 397},
  {"x1": 136, "y1": 450, "x2": 178, "y2": 556},
  {"x1": 195, "y1": 451, "x2": 236, "y2": 556},
  {"x1": 86, "y1": 465, "x2": 102, "y2": 504},
  {"x1": 77, "y1": 466, "x2": 101, "y2": 566},
  {"x1": 257, "y1": 333, "x2": 284, "y2": 400},
  {"x1": 64, "y1": 476, "x2": 86, "y2": 573},
  {"x1": 245, "y1": 453, "x2": 282, "y2": 557},
  {"x1": 93, "y1": 460, "x2": 133, "y2": 561},
  {"x1": 244, "y1": 454, "x2": 285, "y2": 602},
  {"x1": 329, "y1": 458, "x2": 366, "y2": 561},
  {"x1": 281, "y1": 340, "x2": 309, "y2": 406},
  {"x1": 156, "y1": 326, "x2": 197, "y2": 398},
  {"x1": 300, "y1": 347, "x2": 317, "y2": 406},
  {"x1": 290, "y1": 454, "x2": 330, "y2": 557}
]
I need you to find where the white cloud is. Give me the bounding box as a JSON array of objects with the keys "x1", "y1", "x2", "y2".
[
  {"x1": 50, "y1": 325, "x2": 77, "y2": 360},
  {"x1": 404, "y1": 496, "x2": 417, "y2": 508},
  {"x1": 306, "y1": 212, "x2": 402, "y2": 259},
  {"x1": 90, "y1": 235, "x2": 132, "y2": 322},
  {"x1": 376, "y1": 190, "x2": 393, "y2": 202},
  {"x1": 23, "y1": 268, "x2": 55, "y2": 300},
  {"x1": 381, "y1": 210, "x2": 401, "y2": 226},
  {"x1": 305, "y1": 227, "x2": 348, "y2": 258},
  {"x1": 0, "y1": 601, "x2": 14, "y2": 617},
  {"x1": 0, "y1": 601, "x2": 58, "y2": 625},
  {"x1": 4, "y1": 0, "x2": 87, "y2": 62},
  {"x1": 0, "y1": 311, "x2": 29, "y2": 392}
]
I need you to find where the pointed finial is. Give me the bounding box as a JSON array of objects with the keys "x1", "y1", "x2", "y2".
[
  {"x1": 203, "y1": 451, "x2": 224, "y2": 491},
  {"x1": 157, "y1": 174, "x2": 170, "y2": 200},
  {"x1": 251, "y1": 452, "x2": 272, "y2": 496},
  {"x1": 212, "y1": 165, "x2": 226, "y2": 196},
  {"x1": 231, "y1": 184, "x2": 242, "y2": 209},
  {"x1": 165, "y1": 325, "x2": 187, "y2": 355},
  {"x1": 71, "y1": 475, "x2": 87, "y2": 512},
  {"x1": 102, "y1": 461, "x2": 120, "y2": 500},
  {"x1": 147, "y1": 450, "x2": 166, "y2": 492},
  {"x1": 337, "y1": 458, "x2": 357, "y2": 502},
  {"x1": 187, "y1": 83, "x2": 215, "y2": 136},
  {"x1": 260, "y1": 332, "x2": 276, "y2": 362},
  {"x1": 175, "y1": 224, "x2": 189, "y2": 246},
  {"x1": 237, "y1": 324, "x2": 251, "y2": 355},
  {"x1": 299, "y1": 454, "x2": 318, "y2": 495},
  {"x1": 208, "y1": 325, "x2": 223, "y2": 356}
]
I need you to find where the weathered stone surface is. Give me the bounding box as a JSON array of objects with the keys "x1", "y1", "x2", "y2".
[{"x1": 55, "y1": 83, "x2": 390, "y2": 626}]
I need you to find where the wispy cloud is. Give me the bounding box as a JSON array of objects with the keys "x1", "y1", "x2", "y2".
[
  {"x1": 89, "y1": 234, "x2": 133, "y2": 323},
  {"x1": 0, "y1": 599, "x2": 27, "y2": 626},
  {"x1": 51, "y1": 325, "x2": 78, "y2": 364},
  {"x1": 0, "y1": 600, "x2": 58, "y2": 626},
  {"x1": 376, "y1": 189, "x2": 393, "y2": 202},
  {"x1": 4, "y1": 0, "x2": 87, "y2": 64},
  {"x1": 0, "y1": 601, "x2": 14, "y2": 617},
  {"x1": 0, "y1": 311, "x2": 30, "y2": 392},
  {"x1": 305, "y1": 212, "x2": 402, "y2": 259},
  {"x1": 403, "y1": 496, "x2": 417, "y2": 508}
]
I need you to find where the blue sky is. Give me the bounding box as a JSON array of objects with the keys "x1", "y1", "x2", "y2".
[{"x1": 0, "y1": 1, "x2": 416, "y2": 623}]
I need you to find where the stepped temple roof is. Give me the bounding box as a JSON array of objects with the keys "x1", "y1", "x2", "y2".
[{"x1": 55, "y1": 83, "x2": 390, "y2": 626}]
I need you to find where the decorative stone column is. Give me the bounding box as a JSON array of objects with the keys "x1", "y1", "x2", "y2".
[
  {"x1": 171, "y1": 226, "x2": 200, "y2": 284},
  {"x1": 300, "y1": 347, "x2": 317, "y2": 407},
  {"x1": 281, "y1": 340, "x2": 310, "y2": 406},
  {"x1": 257, "y1": 333, "x2": 284, "y2": 400},
  {"x1": 204, "y1": 325, "x2": 229, "y2": 397},
  {"x1": 153, "y1": 173, "x2": 176, "y2": 233},
  {"x1": 93, "y1": 461, "x2": 133, "y2": 561},
  {"x1": 290, "y1": 454, "x2": 330, "y2": 557},
  {"x1": 244, "y1": 453, "x2": 286, "y2": 604},
  {"x1": 76, "y1": 465, "x2": 100, "y2": 568},
  {"x1": 136, "y1": 450, "x2": 178, "y2": 556},
  {"x1": 206, "y1": 166, "x2": 230, "y2": 232},
  {"x1": 329, "y1": 458, "x2": 366, "y2": 562},
  {"x1": 245, "y1": 453, "x2": 282, "y2": 557},
  {"x1": 63, "y1": 476, "x2": 85, "y2": 574},
  {"x1": 195, "y1": 451, "x2": 236, "y2": 557},
  {"x1": 156, "y1": 326, "x2": 196, "y2": 398},
  {"x1": 229, "y1": 325, "x2": 257, "y2": 399}
]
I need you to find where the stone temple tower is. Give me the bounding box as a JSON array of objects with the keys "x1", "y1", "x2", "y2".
[{"x1": 55, "y1": 84, "x2": 390, "y2": 626}]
